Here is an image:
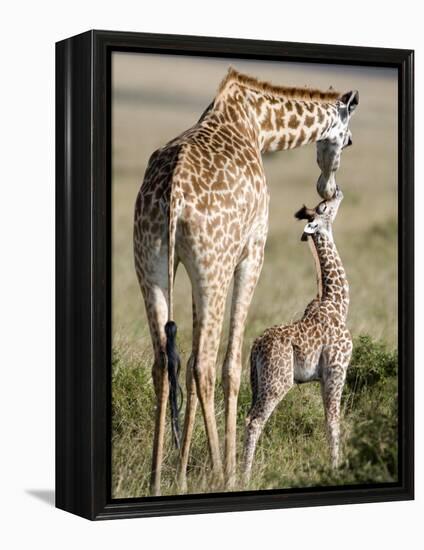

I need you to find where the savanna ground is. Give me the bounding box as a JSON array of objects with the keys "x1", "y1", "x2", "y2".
[{"x1": 111, "y1": 54, "x2": 398, "y2": 498}]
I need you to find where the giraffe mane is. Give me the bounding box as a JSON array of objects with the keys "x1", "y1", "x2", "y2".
[{"x1": 217, "y1": 67, "x2": 341, "y2": 102}]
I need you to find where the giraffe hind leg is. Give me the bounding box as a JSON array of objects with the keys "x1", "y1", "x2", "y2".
[
  {"x1": 142, "y1": 284, "x2": 170, "y2": 496},
  {"x1": 177, "y1": 293, "x2": 199, "y2": 492},
  {"x1": 189, "y1": 271, "x2": 233, "y2": 487},
  {"x1": 177, "y1": 354, "x2": 198, "y2": 492},
  {"x1": 135, "y1": 244, "x2": 178, "y2": 496},
  {"x1": 243, "y1": 343, "x2": 294, "y2": 484}
]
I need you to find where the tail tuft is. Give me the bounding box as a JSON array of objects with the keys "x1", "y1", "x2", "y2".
[
  {"x1": 165, "y1": 320, "x2": 182, "y2": 449},
  {"x1": 165, "y1": 320, "x2": 177, "y2": 340}
]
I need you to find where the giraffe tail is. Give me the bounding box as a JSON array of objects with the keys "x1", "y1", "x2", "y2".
[
  {"x1": 165, "y1": 188, "x2": 183, "y2": 450},
  {"x1": 165, "y1": 321, "x2": 182, "y2": 449}
]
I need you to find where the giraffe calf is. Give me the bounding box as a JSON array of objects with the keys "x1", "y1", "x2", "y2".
[{"x1": 242, "y1": 186, "x2": 352, "y2": 483}]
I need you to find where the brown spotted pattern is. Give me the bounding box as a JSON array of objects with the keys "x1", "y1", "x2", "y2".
[{"x1": 133, "y1": 68, "x2": 354, "y2": 495}]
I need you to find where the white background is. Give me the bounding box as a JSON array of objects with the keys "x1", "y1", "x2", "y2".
[{"x1": 0, "y1": 1, "x2": 421, "y2": 548}]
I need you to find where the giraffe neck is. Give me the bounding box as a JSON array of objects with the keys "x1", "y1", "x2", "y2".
[
  {"x1": 310, "y1": 231, "x2": 349, "y2": 318},
  {"x1": 214, "y1": 81, "x2": 339, "y2": 153},
  {"x1": 308, "y1": 236, "x2": 323, "y2": 301}
]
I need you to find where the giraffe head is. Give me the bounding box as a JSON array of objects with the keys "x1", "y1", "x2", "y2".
[
  {"x1": 316, "y1": 90, "x2": 359, "y2": 199},
  {"x1": 295, "y1": 186, "x2": 344, "y2": 242}
]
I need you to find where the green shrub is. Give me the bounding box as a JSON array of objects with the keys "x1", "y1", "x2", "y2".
[
  {"x1": 346, "y1": 334, "x2": 397, "y2": 392},
  {"x1": 345, "y1": 400, "x2": 398, "y2": 483}
]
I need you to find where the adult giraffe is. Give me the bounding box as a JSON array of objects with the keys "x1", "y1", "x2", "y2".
[{"x1": 133, "y1": 68, "x2": 358, "y2": 495}]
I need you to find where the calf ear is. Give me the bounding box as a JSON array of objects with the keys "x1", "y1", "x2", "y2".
[
  {"x1": 339, "y1": 90, "x2": 359, "y2": 115},
  {"x1": 294, "y1": 205, "x2": 315, "y2": 221}
]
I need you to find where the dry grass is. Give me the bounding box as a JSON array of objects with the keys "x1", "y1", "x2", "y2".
[{"x1": 111, "y1": 54, "x2": 398, "y2": 498}]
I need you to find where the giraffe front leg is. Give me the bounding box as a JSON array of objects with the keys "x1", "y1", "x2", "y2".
[
  {"x1": 190, "y1": 276, "x2": 232, "y2": 488},
  {"x1": 321, "y1": 361, "x2": 349, "y2": 468},
  {"x1": 195, "y1": 361, "x2": 223, "y2": 485},
  {"x1": 222, "y1": 239, "x2": 265, "y2": 489}
]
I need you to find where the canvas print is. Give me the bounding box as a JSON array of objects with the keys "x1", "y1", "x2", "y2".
[{"x1": 111, "y1": 53, "x2": 398, "y2": 498}]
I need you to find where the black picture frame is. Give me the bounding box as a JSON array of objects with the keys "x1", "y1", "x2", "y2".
[{"x1": 55, "y1": 29, "x2": 414, "y2": 520}]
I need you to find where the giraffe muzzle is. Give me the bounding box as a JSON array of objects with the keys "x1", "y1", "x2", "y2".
[{"x1": 317, "y1": 172, "x2": 337, "y2": 200}]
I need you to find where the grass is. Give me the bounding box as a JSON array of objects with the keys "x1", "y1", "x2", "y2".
[{"x1": 112, "y1": 335, "x2": 398, "y2": 497}]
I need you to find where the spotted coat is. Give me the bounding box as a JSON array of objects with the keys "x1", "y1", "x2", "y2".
[
  {"x1": 243, "y1": 191, "x2": 353, "y2": 482},
  {"x1": 133, "y1": 68, "x2": 356, "y2": 495}
]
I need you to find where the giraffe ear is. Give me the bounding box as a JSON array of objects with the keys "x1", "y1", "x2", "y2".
[{"x1": 340, "y1": 90, "x2": 359, "y2": 115}]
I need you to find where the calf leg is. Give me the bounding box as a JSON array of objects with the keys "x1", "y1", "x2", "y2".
[
  {"x1": 243, "y1": 345, "x2": 293, "y2": 484},
  {"x1": 321, "y1": 350, "x2": 350, "y2": 468}
]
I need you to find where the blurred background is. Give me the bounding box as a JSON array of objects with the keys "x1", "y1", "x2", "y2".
[{"x1": 111, "y1": 52, "x2": 398, "y2": 497}]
